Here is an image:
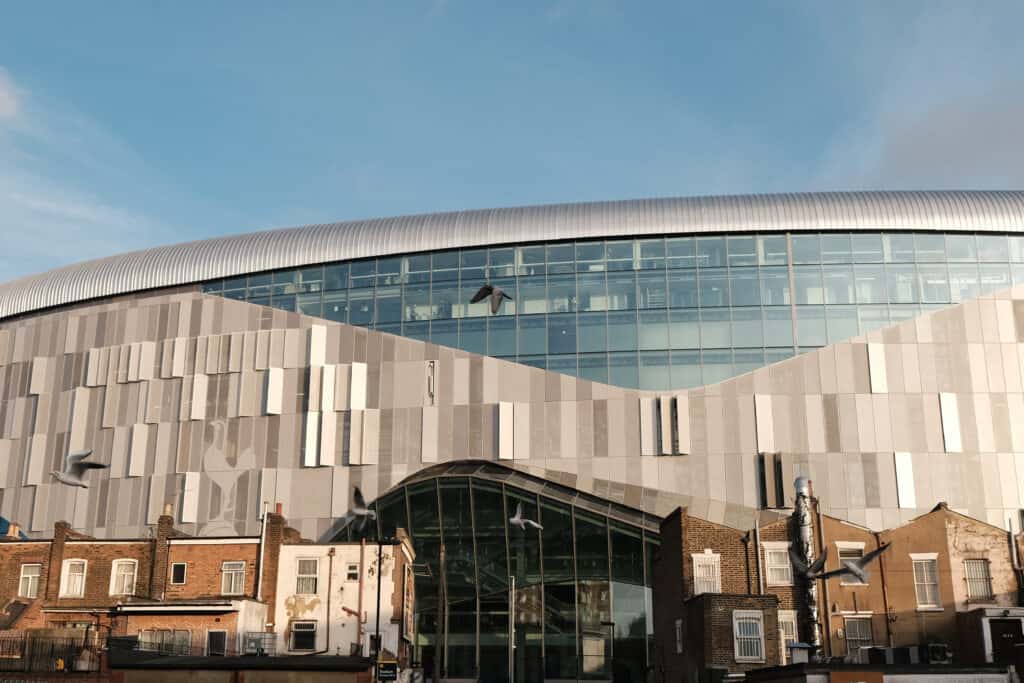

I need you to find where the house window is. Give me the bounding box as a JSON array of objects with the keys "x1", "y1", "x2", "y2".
[
  {"x1": 139, "y1": 629, "x2": 191, "y2": 655},
  {"x1": 911, "y1": 555, "x2": 941, "y2": 608},
  {"x1": 838, "y1": 544, "x2": 867, "y2": 585},
  {"x1": 206, "y1": 630, "x2": 227, "y2": 656},
  {"x1": 59, "y1": 559, "x2": 87, "y2": 598},
  {"x1": 844, "y1": 616, "x2": 873, "y2": 657},
  {"x1": 110, "y1": 559, "x2": 138, "y2": 595},
  {"x1": 732, "y1": 610, "x2": 765, "y2": 662},
  {"x1": 692, "y1": 551, "x2": 721, "y2": 595},
  {"x1": 18, "y1": 564, "x2": 41, "y2": 598},
  {"x1": 964, "y1": 559, "x2": 993, "y2": 601},
  {"x1": 170, "y1": 562, "x2": 187, "y2": 585},
  {"x1": 675, "y1": 618, "x2": 683, "y2": 654},
  {"x1": 296, "y1": 559, "x2": 318, "y2": 594},
  {"x1": 291, "y1": 621, "x2": 317, "y2": 651},
  {"x1": 346, "y1": 563, "x2": 359, "y2": 581},
  {"x1": 221, "y1": 561, "x2": 246, "y2": 595},
  {"x1": 778, "y1": 610, "x2": 798, "y2": 664},
  {"x1": 763, "y1": 542, "x2": 793, "y2": 586}
]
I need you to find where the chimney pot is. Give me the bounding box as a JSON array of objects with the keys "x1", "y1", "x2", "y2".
[
  {"x1": 9, "y1": 524, "x2": 20, "y2": 538},
  {"x1": 275, "y1": 503, "x2": 283, "y2": 516},
  {"x1": 163, "y1": 503, "x2": 173, "y2": 516}
]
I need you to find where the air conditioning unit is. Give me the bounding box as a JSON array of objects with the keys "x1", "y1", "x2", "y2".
[{"x1": 920, "y1": 643, "x2": 953, "y2": 664}]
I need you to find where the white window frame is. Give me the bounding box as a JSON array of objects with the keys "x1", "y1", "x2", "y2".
[
  {"x1": 170, "y1": 562, "x2": 187, "y2": 585},
  {"x1": 18, "y1": 563, "x2": 41, "y2": 599},
  {"x1": 345, "y1": 562, "x2": 360, "y2": 582},
  {"x1": 221, "y1": 561, "x2": 246, "y2": 596},
  {"x1": 910, "y1": 552, "x2": 942, "y2": 610},
  {"x1": 762, "y1": 541, "x2": 793, "y2": 586},
  {"x1": 109, "y1": 559, "x2": 139, "y2": 596},
  {"x1": 843, "y1": 616, "x2": 873, "y2": 657},
  {"x1": 290, "y1": 620, "x2": 317, "y2": 651},
  {"x1": 964, "y1": 558, "x2": 994, "y2": 602},
  {"x1": 59, "y1": 559, "x2": 88, "y2": 598},
  {"x1": 778, "y1": 610, "x2": 798, "y2": 664},
  {"x1": 296, "y1": 558, "x2": 319, "y2": 594},
  {"x1": 732, "y1": 609, "x2": 765, "y2": 663},
  {"x1": 692, "y1": 550, "x2": 721, "y2": 595},
  {"x1": 836, "y1": 541, "x2": 867, "y2": 586}
]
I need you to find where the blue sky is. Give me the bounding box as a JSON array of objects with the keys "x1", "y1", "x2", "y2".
[{"x1": 1, "y1": 1, "x2": 1022, "y2": 281}]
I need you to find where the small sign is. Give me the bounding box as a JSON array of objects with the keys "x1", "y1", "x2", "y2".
[{"x1": 377, "y1": 661, "x2": 399, "y2": 681}]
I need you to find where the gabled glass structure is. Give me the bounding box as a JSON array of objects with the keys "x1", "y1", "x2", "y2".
[{"x1": 337, "y1": 462, "x2": 661, "y2": 683}]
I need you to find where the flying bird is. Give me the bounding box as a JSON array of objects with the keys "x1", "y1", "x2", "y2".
[
  {"x1": 52, "y1": 450, "x2": 107, "y2": 488},
  {"x1": 788, "y1": 546, "x2": 828, "y2": 580},
  {"x1": 470, "y1": 284, "x2": 513, "y2": 314},
  {"x1": 352, "y1": 486, "x2": 377, "y2": 532},
  {"x1": 816, "y1": 543, "x2": 890, "y2": 584},
  {"x1": 509, "y1": 502, "x2": 543, "y2": 531}
]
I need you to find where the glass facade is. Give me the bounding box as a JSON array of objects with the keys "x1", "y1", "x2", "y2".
[
  {"x1": 340, "y1": 463, "x2": 659, "y2": 683},
  {"x1": 201, "y1": 231, "x2": 1024, "y2": 390}
]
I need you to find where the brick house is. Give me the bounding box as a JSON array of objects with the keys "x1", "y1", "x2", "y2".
[{"x1": 654, "y1": 500, "x2": 1024, "y2": 682}]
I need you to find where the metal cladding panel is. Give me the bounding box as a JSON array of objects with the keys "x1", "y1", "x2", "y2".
[{"x1": 4, "y1": 190, "x2": 1024, "y2": 319}]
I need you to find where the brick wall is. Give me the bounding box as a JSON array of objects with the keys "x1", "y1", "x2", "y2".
[
  {"x1": 48, "y1": 538, "x2": 155, "y2": 608},
  {"x1": 124, "y1": 612, "x2": 241, "y2": 653},
  {"x1": 165, "y1": 542, "x2": 259, "y2": 600},
  {"x1": 688, "y1": 593, "x2": 781, "y2": 673},
  {"x1": 0, "y1": 541, "x2": 48, "y2": 602}
]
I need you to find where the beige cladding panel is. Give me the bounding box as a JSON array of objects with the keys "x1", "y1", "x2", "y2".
[
  {"x1": 676, "y1": 394, "x2": 691, "y2": 454},
  {"x1": 638, "y1": 397, "x2": 657, "y2": 456},
  {"x1": 498, "y1": 401, "x2": 514, "y2": 461},
  {"x1": 264, "y1": 367, "x2": 284, "y2": 415}
]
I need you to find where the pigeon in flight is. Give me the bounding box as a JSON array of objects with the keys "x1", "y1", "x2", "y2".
[
  {"x1": 509, "y1": 502, "x2": 543, "y2": 531},
  {"x1": 352, "y1": 486, "x2": 377, "y2": 531},
  {"x1": 788, "y1": 546, "x2": 828, "y2": 580},
  {"x1": 52, "y1": 450, "x2": 107, "y2": 488},
  {"x1": 470, "y1": 284, "x2": 513, "y2": 314}
]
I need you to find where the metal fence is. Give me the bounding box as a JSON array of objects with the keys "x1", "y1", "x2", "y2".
[{"x1": 0, "y1": 635, "x2": 100, "y2": 673}]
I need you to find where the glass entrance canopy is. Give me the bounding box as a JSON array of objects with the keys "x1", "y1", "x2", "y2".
[
  {"x1": 337, "y1": 461, "x2": 661, "y2": 683},
  {"x1": 202, "y1": 230, "x2": 1024, "y2": 390}
]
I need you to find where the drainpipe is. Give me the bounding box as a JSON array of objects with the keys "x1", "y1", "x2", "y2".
[
  {"x1": 358, "y1": 537, "x2": 366, "y2": 655},
  {"x1": 255, "y1": 502, "x2": 270, "y2": 602},
  {"x1": 812, "y1": 488, "x2": 831, "y2": 658},
  {"x1": 873, "y1": 530, "x2": 893, "y2": 648},
  {"x1": 1007, "y1": 518, "x2": 1023, "y2": 605},
  {"x1": 795, "y1": 477, "x2": 822, "y2": 659},
  {"x1": 327, "y1": 547, "x2": 335, "y2": 654},
  {"x1": 753, "y1": 510, "x2": 763, "y2": 595}
]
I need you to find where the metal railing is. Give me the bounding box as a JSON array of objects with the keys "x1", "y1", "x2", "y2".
[{"x1": 0, "y1": 634, "x2": 101, "y2": 673}]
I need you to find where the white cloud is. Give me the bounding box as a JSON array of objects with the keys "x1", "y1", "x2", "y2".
[
  {"x1": 0, "y1": 67, "x2": 18, "y2": 119},
  {"x1": 0, "y1": 67, "x2": 188, "y2": 282},
  {"x1": 812, "y1": 3, "x2": 1024, "y2": 189}
]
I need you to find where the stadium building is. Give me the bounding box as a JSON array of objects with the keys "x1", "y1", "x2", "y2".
[{"x1": 3, "y1": 190, "x2": 1024, "y2": 679}]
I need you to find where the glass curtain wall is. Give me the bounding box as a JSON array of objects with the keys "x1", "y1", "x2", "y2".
[
  {"x1": 344, "y1": 474, "x2": 659, "y2": 683},
  {"x1": 202, "y1": 231, "x2": 1024, "y2": 390}
]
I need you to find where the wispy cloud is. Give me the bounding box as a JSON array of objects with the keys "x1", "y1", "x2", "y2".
[
  {"x1": 0, "y1": 66, "x2": 183, "y2": 283},
  {"x1": 812, "y1": 3, "x2": 1024, "y2": 190}
]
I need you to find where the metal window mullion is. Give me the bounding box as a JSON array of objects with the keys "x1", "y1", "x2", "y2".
[
  {"x1": 536, "y1": 491, "x2": 546, "y2": 675},
  {"x1": 468, "y1": 480, "x2": 481, "y2": 677},
  {"x1": 606, "y1": 516, "x2": 614, "y2": 666},
  {"x1": 571, "y1": 502, "x2": 580, "y2": 673},
  {"x1": 786, "y1": 234, "x2": 799, "y2": 352}
]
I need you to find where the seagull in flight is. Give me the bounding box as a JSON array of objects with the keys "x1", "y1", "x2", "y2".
[
  {"x1": 509, "y1": 502, "x2": 543, "y2": 531},
  {"x1": 470, "y1": 284, "x2": 513, "y2": 314},
  {"x1": 52, "y1": 450, "x2": 107, "y2": 488},
  {"x1": 789, "y1": 543, "x2": 891, "y2": 584},
  {"x1": 352, "y1": 486, "x2": 376, "y2": 532},
  {"x1": 788, "y1": 546, "x2": 828, "y2": 580}
]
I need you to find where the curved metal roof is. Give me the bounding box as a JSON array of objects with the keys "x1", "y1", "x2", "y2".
[{"x1": 3, "y1": 190, "x2": 1024, "y2": 320}]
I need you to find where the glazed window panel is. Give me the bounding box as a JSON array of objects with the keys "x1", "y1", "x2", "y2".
[
  {"x1": 349, "y1": 260, "x2": 376, "y2": 288},
  {"x1": 699, "y1": 309, "x2": 731, "y2": 348},
  {"x1": 547, "y1": 275, "x2": 577, "y2": 313},
  {"x1": 730, "y1": 308, "x2": 763, "y2": 348},
  {"x1": 487, "y1": 317, "x2": 516, "y2": 357},
  {"x1": 405, "y1": 254, "x2": 431, "y2": 283},
  {"x1": 667, "y1": 270, "x2": 698, "y2": 308},
  {"x1": 667, "y1": 237, "x2": 697, "y2": 269},
  {"x1": 605, "y1": 240, "x2": 634, "y2": 271},
  {"x1": 517, "y1": 315, "x2": 547, "y2": 355},
  {"x1": 884, "y1": 234, "x2": 915, "y2": 263},
  {"x1": 852, "y1": 233, "x2": 884, "y2": 263},
  {"x1": 430, "y1": 282, "x2": 460, "y2": 320},
  {"x1": 546, "y1": 244, "x2": 575, "y2": 274},
  {"x1": 759, "y1": 267, "x2": 790, "y2": 306},
  {"x1": 488, "y1": 247, "x2": 516, "y2": 277},
  {"x1": 796, "y1": 306, "x2": 827, "y2": 347},
  {"x1": 110, "y1": 559, "x2": 138, "y2": 596},
  {"x1": 727, "y1": 235, "x2": 757, "y2": 267},
  {"x1": 459, "y1": 319, "x2": 487, "y2": 355},
  {"x1": 698, "y1": 269, "x2": 729, "y2": 307},
  {"x1": 844, "y1": 617, "x2": 873, "y2": 657},
  {"x1": 886, "y1": 264, "x2": 918, "y2": 304},
  {"x1": 518, "y1": 245, "x2": 546, "y2": 277},
  {"x1": 577, "y1": 272, "x2": 608, "y2": 311},
  {"x1": 221, "y1": 561, "x2": 246, "y2": 596},
  {"x1": 793, "y1": 266, "x2": 824, "y2": 305},
  {"x1": 791, "y1": 234, "x2": 821, "y2": 265},
  {"x1": 296, "y1": 559, "x2": 318, "y2": 594},
  {"x1": 733, "y1": 610, "x2": 765, "y2": 662},
  {"x1": 917, "y1": 264, "x2": 951, "y2": 303},
  {"x1": 826, "y1": 306, "x2": 859, "y2": 343},
  {"x1": 547, "y1": 313, "x2": 577, "y2": 355},
  {"x1": 19, "y1": 564, "x2": 41, "y2": 598},
  {"x1": 431, "y1": 251, "x2": 460, "y2": 280},
  {"x1": 606, "y1": 271, "x2": 637, "y2": 310},
  {"x1": 729, "y1": 268, "x2": 761, "y2": 307},
  {"x1": 578, "y1": 312, "x2": 608, "y2": 352},
  {"x1": 671, "y1": 350, "x2": 702, "y2": 388},
  {"x1": 964, "y1": 559, "x2": 993, "y2": 601},
  {"x1": 430, "y1": 319, "x2": 458, "y2": 348},
  {"x1": 948, "y1": 264, "x2": 980, "y2": 302},
  {"x1": 915, "y1": 233, "x2": 946, "y2": 262},
  {"x1": 518, "y1": 279, "x2": 547, "y2": 315},
  {"x1": 696, "y1": 236, "x2": 726, "y2": 268},
  {"x1": 607, "y1": 312, "x2": 638, "y2": 352},
  {"x1": 820, "y1": 234, "x2": 852, "y2": 264},
  {"x1": 701, "y1": 350, "x2": 733, "y2": 385},
  {"x1": 763, "y1": 307, "x2": 793, "y2": 347},
  {"x1": 979, "y1": 263, "x2": 1010, "y2": 295},
  {"x1": 638, "y1": 310, "x2": 669, "y2": 350},
  {"x1": 637, "y1": 271, "x2": 667, "y2": 308},
  {"x1": 668, "y1": 309, "x2": 700, "y2": 350},
  {"x1": 638, "y1": 238, "x2": 666, "y2": 269},
  {"x1": 946, "y1": 234, "x2": 978, "y2": 262},
  {"x1": 912, "y1": 558, "x2": 941, "y2": 608},
  {"x1": 348, "y1": 288, "x2": 375, "y2": 325},
  {"x1": 639, "y1": 351, "x2": 671, "y2": 391},
  {"x1": 608, "y1": 352, "x2": 639, "y2": 389},
  {"x1": 575, "y1": 242, "x2": 606, "y2": 273},
  {"x1": 758, "y1": 235, "x2": 788, "y2": 266}
]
